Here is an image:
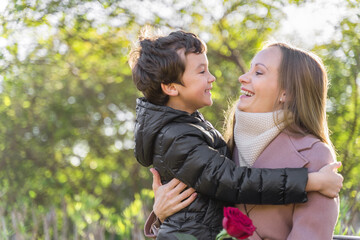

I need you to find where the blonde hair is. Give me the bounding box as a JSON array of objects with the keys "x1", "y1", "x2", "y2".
[
  {"x1": 223, "y1": 101, "x2": 237, "y2": 152},
  {"x1": 223, "y1": 42, "x2": 334, "y2": 153}
]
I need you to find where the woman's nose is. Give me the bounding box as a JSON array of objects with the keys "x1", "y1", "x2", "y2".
[{"x1": 238, "y1": 73, "x2": 249, "y2": 83}]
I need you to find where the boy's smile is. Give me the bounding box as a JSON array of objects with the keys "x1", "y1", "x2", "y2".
[{"x1": 167, "y1": 52, "x2": 216, "y2": 114}]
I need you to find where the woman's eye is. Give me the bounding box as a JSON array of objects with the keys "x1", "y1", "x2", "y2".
[{"x1": 256, "y1": 71, "x2": 263, "y2": 75}]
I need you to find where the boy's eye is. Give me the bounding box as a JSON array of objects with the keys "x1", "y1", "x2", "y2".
[{"x1": 200, "y1": 71, "x2": 205, "y2": 74}]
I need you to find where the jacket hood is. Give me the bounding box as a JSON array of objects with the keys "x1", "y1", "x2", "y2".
[{"x1": 134, "y1": 97, "x2": 201, "y2": 167}]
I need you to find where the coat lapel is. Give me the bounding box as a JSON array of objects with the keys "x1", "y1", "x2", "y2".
[{"x1": 252, "y1": 132, "x2": 319, "y2": 169}]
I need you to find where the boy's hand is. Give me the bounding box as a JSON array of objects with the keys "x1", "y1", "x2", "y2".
[
  {"x1": 150, "y1": 168, "x2": 197, "y2": 222},
  {"x1": 307, "y1": 162, "x2": 343, "y2": 198},
  {"x1": 318, "y1": 162, "x2": 343, "y2": 198}
]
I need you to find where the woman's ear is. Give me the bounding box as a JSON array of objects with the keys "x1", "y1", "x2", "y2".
[
  {"x1": 161, "y1": 83, "x2": 179, "y2": 96},
  {"x1": 279, "y1": 91, "x2": 286, "y2": 103}
]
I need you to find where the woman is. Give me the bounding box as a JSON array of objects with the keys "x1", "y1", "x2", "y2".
[{"x1": 147, "y1": 42, "x2": 341, "y2": 239}]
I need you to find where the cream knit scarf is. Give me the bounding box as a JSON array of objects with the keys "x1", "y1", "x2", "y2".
[{"x1": 234, "y1": 109, "x2": 285, "y2": 167}]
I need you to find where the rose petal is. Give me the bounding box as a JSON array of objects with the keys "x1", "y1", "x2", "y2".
[{"x1": 222, "y1": 207, "x2": 256, "y2": 239}]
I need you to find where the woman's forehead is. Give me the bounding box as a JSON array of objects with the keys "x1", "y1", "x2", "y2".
[{"x1": 251, "y1": 46, "x2": 282, "y2": 70}]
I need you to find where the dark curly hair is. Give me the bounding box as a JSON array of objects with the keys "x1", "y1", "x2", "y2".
[{"x1": 129, "y1": 29, "x2": 207, "y2": 105}]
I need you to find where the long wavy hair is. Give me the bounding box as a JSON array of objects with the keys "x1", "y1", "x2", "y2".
[{"x1": 223, "y1": 42, "x2": 334, "y2": 154}]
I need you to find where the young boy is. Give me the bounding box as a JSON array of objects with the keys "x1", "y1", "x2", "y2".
[{"x1": 129, "y1": 30, "x2": 342, "y2": 239}]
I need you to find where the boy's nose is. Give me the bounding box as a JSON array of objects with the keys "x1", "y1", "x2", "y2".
[{"x1": 209, "y1": 73, "x2": 216, "y2": 82}]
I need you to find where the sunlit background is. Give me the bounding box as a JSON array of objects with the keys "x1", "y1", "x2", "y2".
[{"x1": 0, "y1": 0, "x2": 359, "y2": 239}]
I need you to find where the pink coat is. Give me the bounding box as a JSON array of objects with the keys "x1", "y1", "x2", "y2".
[{"x1": 235, "y1": 132, "x2": 339, "y2": 240}]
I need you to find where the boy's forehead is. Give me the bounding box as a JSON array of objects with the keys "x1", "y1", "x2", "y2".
[
  {"x1": 185, "y1": 52, "x2": 208, "y2": 66},
  {"x1": 176, "y1": 48, "x2": 207, "y2": 61}
]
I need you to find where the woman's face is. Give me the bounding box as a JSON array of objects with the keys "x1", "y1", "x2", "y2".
[{"x1": 237, "y1": 46, "x2": 284, "y2": 113}]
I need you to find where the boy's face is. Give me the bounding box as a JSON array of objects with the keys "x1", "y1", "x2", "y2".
[{"x1": 174, "y1": 52, "x2": 216, "y2": 113}]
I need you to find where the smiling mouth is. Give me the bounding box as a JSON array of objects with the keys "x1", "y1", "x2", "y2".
[{"x1": 241, "y1": 89, "x2": 254, "y2": 97}]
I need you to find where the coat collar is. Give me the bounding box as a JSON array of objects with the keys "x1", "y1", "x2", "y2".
[
  {"x1": 286, "y1": 131, "x2": 320, "y2": 151},
  {"x1": 252, "y1": 132, "x2": 320, "y2": 169}
]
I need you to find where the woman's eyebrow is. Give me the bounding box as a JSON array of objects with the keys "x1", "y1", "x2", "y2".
[{"x1": 250, "y1": 62, "x2": 269, "y2": 70}]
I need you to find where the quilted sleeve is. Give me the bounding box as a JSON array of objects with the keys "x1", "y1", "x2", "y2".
[{"x1": 161, "y1": 131, "x2": 308, "y2": 204}]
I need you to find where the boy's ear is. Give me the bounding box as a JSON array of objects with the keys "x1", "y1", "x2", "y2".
[{"x1": 161, "y1": 83, "x2": 179, "y2": 96}]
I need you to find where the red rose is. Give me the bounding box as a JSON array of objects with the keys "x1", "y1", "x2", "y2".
[{"x1": 222, "y1": 207, "x2": 256, "y2": 240}]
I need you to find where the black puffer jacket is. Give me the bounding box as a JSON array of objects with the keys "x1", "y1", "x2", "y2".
[{"x1": 134, "y1": 98, "x2": 308, "y2": 240}]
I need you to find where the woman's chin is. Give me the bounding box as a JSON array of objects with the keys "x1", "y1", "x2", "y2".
[{"x1": 236, "y1": 102, "x2": 247, "y2": 112}]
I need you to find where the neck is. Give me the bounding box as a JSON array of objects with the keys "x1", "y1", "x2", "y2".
[
  {"x1": 166, "y1": 98, "x2": 197, "y2": 114},
  {"x1": 234, "y1": 110, "x2": 285, "y2": 167}
]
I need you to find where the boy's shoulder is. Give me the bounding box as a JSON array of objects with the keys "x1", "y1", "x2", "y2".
[
  {"x1": 159, "y1": 119, "x2": 223, "y2": 146},
  {"x1": 160, "y1": 121, "x2": 204, "y2": 138}
]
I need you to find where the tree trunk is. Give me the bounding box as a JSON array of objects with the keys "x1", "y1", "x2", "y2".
[
  {"x1": 31, "y1": 209, "x2": 38, "y2": 240},
  {"x1": 43, "y1": 214, "x2": 50, "y2": 240},
  {"x1": 73, "y1": 222, "x2": 78, "y2": 240},
  {"x1": 11, "y1": 211, "x2": 24, "y2": 240},
  {"x1": 61, "y1": 199, "x2": 68, "y2": 240},
  {"x1": 51, "y1": 207, "x2": 58, "y2": 240}
]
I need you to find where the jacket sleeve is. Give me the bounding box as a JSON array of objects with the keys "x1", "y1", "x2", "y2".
[
  {"x1": 162, "y1": 131, "x2": 308, "y2": 205},
  {"x1": 288, "y1": 142, "x2": 339, "y2": 239},
  {"x1": 144, "y1": 211, "x2": 160, "y2": 239}
]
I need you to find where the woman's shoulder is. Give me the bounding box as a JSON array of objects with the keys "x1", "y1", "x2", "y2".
[
  {"x1": 283, "y1": 132, "x2": 335, "y2": 170},
  {"x1": 280, "y1": 131, "x2": 320, "y2": 151}
]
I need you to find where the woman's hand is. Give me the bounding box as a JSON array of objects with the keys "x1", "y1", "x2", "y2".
[
  {"x1": 307, "y1": 162, "x2": 343, "y2": 198},
  {"x1": 150, "y1": 168, "x2": 197, "y2": 222}
]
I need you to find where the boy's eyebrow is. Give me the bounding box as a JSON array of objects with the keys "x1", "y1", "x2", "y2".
[{"x1": 195, "y1": 63, "x2": 207, "y2": 69}]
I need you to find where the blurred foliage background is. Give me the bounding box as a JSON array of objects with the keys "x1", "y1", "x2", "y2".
[{"x1": 0, "y1": 0, "x2": 359, "y2": 239}]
